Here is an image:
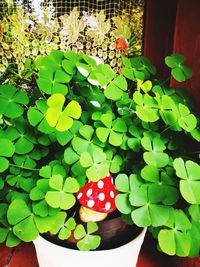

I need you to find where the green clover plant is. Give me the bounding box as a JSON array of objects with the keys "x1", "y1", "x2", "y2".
[{"x1": 0, "y1": 50, "x2": 199, "y2": 257}]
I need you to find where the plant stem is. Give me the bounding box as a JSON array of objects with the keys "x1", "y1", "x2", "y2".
[{"x1": 9, "y1": 163, "x2": 39, "y2": 172}]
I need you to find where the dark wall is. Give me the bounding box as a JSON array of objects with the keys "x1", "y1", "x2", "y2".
[{"x1": 143, "y1": 0, "x2": 200, "y2": 107}]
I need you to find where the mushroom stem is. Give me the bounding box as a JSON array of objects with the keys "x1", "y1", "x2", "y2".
[{"x1": 79, "y1": 206, "x2": 108, "y2": 223}]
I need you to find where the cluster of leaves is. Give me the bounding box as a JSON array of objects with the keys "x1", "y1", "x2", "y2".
[{"x1": 0, "y1": 50, "x2": 200, "y2": 256}]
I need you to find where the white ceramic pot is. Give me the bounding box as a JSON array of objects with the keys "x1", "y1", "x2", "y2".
[{"x1": 33, "y1": 228, "x2": 146, "y2": 267}]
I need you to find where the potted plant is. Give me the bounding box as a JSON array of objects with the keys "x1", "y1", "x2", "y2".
[{"x1": 0, "y1": 50, "x2": 199, "y2": 267}]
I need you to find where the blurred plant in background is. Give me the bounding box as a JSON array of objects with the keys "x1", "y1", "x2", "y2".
[{"x1": 0, "y1": 0, "x2": 144, "y2": 87}]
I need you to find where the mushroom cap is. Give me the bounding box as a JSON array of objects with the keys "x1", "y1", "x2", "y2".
[{"x1": 76, "y1": 173, "x2": 118, "y2": 213}]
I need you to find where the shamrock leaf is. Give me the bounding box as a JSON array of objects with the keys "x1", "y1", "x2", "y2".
[
  {"x1": 96, "y1": 113, "x2": 127, "y2": 146},
  {"x1": 177, "y1": 104, "x2": 197, "y2": 132},
  {"x1": 141, "y1": 165, "x2": 179, "y2": 205},
  {"x1": 37, "y1": 50, "x2": 70, "y2": 95},
  {"x1": 58, "y1": 218, "x2": 76, "y2": 240},
  {"x1": 45, "y1": 94, "x2": 82, "y2": 132},
  {"x1": 104, "y1": 75, "x2": 128, "y2": 101},
  {"x1": 80, "y1": 148, "x2": 109, "y2": 181},
  {"x1": 0, "y1": 138, "x2": 15, "y2": 172},
  {"x1": 0, "y1": 85, "x2": 29, "y2": 119},
  {"x1": 45, "y1": 175, "x2": 80, "y2": 210},
  {"x1": 74, "y1": 222, "x2": 101, "y2": 251},
  {"x1": 105, "y1": 149, "x2": 123, "y2": 173},
  {"x1": 141, "y1": 135, "x2": 169, "y2": 168},
  {"x1": 7, "y1": 199, "x2": 39, "y2": 242},
  {"x1": 28, "y1": 99, "x2": 54, "y2": 134},
  {"x1": 158, "y1": 209, "x2": 191, "y2": 256},
  {"x1": 5, "y1": 118, "x2": 37, "y2": 155},
  {"x1": 173, "y1": 158, "x2": 200, "y2": 204},
  {"x1": 165, "y1": 53, "x2": 192, "y2": 82},
  {"x1": 133, "y1": 91, "x2": 159, "y2": 122}
]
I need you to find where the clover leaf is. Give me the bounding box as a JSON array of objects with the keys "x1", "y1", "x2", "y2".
[
  {"x1": 45, "y1": 175, "x2": 80, "y2": 210},
  {"x1": 45, "y1": 94, "x2": 82, "y2": 132},
  {"x1": 80, "y1": 149, "x2": 109, "y2": 181},
  {"x1": 133, "y1": 91, "x2": 159, "y2": 122},
  {"x1": 177, "y1": 104, "x2": 197, "y2": 132},
  {"x1": 56, "y1": 121, "x2": 83, "y2": 146},
  {"x1": 141, "y1": 135, "x2": 169, "y2": 168},
  {"x1": 105, "y1": 150, "x2": 123, "y2": 173},
  {"x1": 58, "y1": 218, "x2": 76, "y2": 240},
  {"x1": 7, "y1": 199, "x2": 39, "y2": 242},
  {"x1": 165, "y1": 53, "x2": 192, "y2": 82},
  {"x1": 173, "y1": 158, "x2": 200, "y2": 204},
  {"x1": 122, "y1": 56, "x2": 156, "y2": 81},
  {"x1": 96, "y1": 113, "x2": 127, "y2": 147},
  {"x1": 0, "y1": 85, "x2": 29, "y2": 119},
  {"x1": 71, "y1": 125, "x2": 101, "y2": 155},
  {"x1": 5, "y1": 118, "x2": 37, "y2": 154},
  {"x1": 115, "y1": 174, "x2": 172, "y2": 227},
  {"x1": 104, "y1": 75, "x2": 128, "y2": 101},
  {"x1": 37, "y1": 50, "x2": 70, "y2": 95},
  {"x1": 30, "y1": 179, "x2": 60, "y2": 217},
  {"x1": 141, "y1": 165, "x2": 179, "y2": 205},
  {"x1": 0, "y1": 138, "x2": 15, "y2": 173},
  {"x1": 158, "y1": 209, "x2": 191, "y2": 256},
  {"x1": 28, "y1": 99, "x2": 55, "y2": 134},
  {"x1": 74, "y1": 222, "x2": 101, "y2": 251}
]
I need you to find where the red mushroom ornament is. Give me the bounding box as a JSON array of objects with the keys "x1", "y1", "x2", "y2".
[{"x1": 76, "y1": 173, "x2": 118, "y2": 222}]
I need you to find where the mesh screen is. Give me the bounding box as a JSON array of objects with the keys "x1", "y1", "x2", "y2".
[{"x1": 0, "y1": 0, "x2": 144, "y2": 81}]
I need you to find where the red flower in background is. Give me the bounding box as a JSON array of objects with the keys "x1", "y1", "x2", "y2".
[{"x1": 114, "y1": 37, "x2": 129, "y2": 51}]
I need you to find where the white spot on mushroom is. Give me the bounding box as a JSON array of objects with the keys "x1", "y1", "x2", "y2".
[
  {"x1": 111, "y1": 178, "x2": 114, "y2": 184},
  {"x1": 97, "y1": 180, "x2": 104, "y2": 189},
  {"x1": 105, "y1": 202, "x2": 111, "y2": 211},
  {"x1": 77, "y1": 192, "x2": 83, "y2": 199},
  {"x1": 86, "y1": 188, "x2": 93, "y2": 197},
  {"x1": 99, "y1": 193, "x2": 105, "y2": 201},
  {"x1": 106, "y1": 173, "x2": 110, "y2": 177},
  {"x1": 110, "y1": 191, "x2": 115, "y2": 199},
  {"x1": 87, "y1": 200, "x2": 95, "y2": 208}
]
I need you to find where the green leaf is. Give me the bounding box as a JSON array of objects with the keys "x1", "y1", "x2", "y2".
[
  {"x1": 115, "y1": 194, "x2": 132, "y2": 214},
  {"x1": 77, "y1": 235, "x2": 101, "y2": 251},
  {"x1": 79, "y1": 125, "x2": 94, "y2": 141},
  {"x1": 141, "y1": 165, "x2": 159, "y2": 183},
  {"x1": 0, "y1": 157, "x2": 9, "y2": 173},
  {"x1": 7, "y1": 199, "x2": 31, "y2": 225},
  {"x1": 0, "y1": 139, "x2": 15, "y2": 157},
  {"x1": 64, "y1": 147, "x2": 80, "y2": 165},
  {"x1": 6, "y1": 232, "x2": 21, "y2": 247},
  {"x1": 174, "y1": 159, "x2": 200, "y2": 204},
  {"x1": 140, "y1": 80, "x2": 152, "y2": 93},
  {"x1": 131, "y1": 206, "x2": 151, "y2": 227},
  {"x1": 80, "y1": 152, "x2": 93, "y2": 167},
  {"x1": 39, "y1": 165, "x2": 52, "y2": 178},
  {"x1": 87, "y1": 221, "x2": 98, "y2": 234},
  {"x1": 158, "y1": 229, "x2": 176, "y2": 255},
  {"x1": 74, "y1": 224, "x2": 86, "y2": 240},
  {"x1": 63, "y1": 177, "x2": 80, "y2": 193},
  {"x1": 112, "y1": 75, "x2": 128, "y2": 91},
  {"x1": 45, "y1": 191, "x2": 76, "y2": 210},
  {"x1": 76, "y1": 62, "x2": 91, "y2": 77},
  {"x1": 165, "y1": 54, "x2": 185, "y2": 68},
  {"x1": 158, "y1": 229, "x2": 191, "y2": 256},
  {"x1": 58, "y1": 227, "x2": 71, "y2": 240},
  {"x1": 96, "y1": 127, "x2": 110, "y2": 143},
  {"x1": 13, "y1": 216, "x2": 39, "y2": 242},
  {"x1": 115, "y1": 174, "x2": 130, "y2": 192},
  {"x1": 46, "y1": 94, "x2": 82, "y2": 132},
  {"x1": 104, "y1": 83, "x2": 123, "y2": 101},
  {"x1": 49, "y1": 175, "x2": 63, "y2": 191}
]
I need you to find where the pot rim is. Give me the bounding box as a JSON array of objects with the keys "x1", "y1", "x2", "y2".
[{"x1": 35, "y1": 227, "x2": 147, "y2": 253}]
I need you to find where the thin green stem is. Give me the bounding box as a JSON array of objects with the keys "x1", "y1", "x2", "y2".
[{"x1": 9, "y1": 163, "x2": 39, "y2": 172}]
